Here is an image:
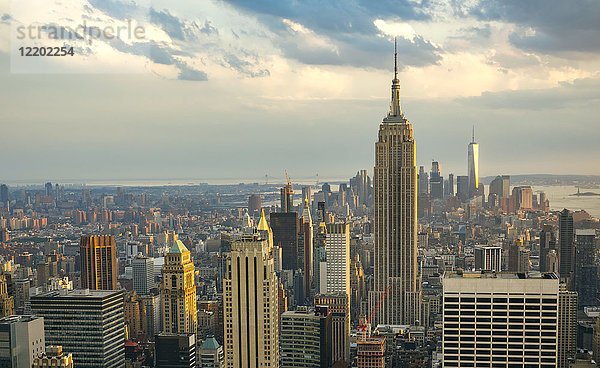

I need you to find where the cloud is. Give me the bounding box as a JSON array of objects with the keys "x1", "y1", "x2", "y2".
[
  {"x1": 177, "y1": 62, "x2": 208, "y2": 81},
  {"x1": 87, "y1": 0, "x2": 146, "y2": 21},
  {"x1": 457, "y1": 75, "x2": 600, "y2": 110},
  {"x1": 221, "y1": 0, "x2": 441, "y2": 69},
  {"x1": 456, "y1": 0, "x2": 600, "y2": 55}
]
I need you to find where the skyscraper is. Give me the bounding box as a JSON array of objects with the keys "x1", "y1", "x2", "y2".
[
  {"x1": 0, "y1": 184, "x2": 8, "y2": 206},
  {"x1": 45, "y1": 182, "x2": 53, "y2": 197},
  {"x1": 162, "y1": 240, "x2": 197, "y2": 336},
  {"x1": 539, "y1": 224, "x2": 556, "y2": 273},
  {"x1": 417, "y1": 166, "x2": 428, "y2": 195},
  {"x1": 280, "y1": 182, "x2": 293, "y2": 213},
  {"x1": 79, "y1": 235, "x2": 117, "y2": 290},
  {"x1": 132, "y1": 255, "x2": 154, "y2": 296},
  {"x1": 270, "y1": 212, "x2": 298, "y2": 270},
  {"x1": 442, "y1": 272, "x2": 560, "y2": 367},
  {"x1": 473, "y1": 245, "x2": 501, "y2": 272},
  {"x1": 298, "y1": 201, "x2": 314, "y2": 303},
  {"x1": 280, "y1": 305, "x2": 332, "y2": 368},
  {"x1": 575, "y1": 229, "x2": 597, "y2": 307},
  {"x1": 559, "y1": 209, "x2": 575, "y2": 285},
  {"x1": 370, "y1": 40, "x2": 420, "y2": 326},
  {"x1": 429, "y1": 161, "x2": 444, "y2": 200},
  {"x1": 0, "y1": 274, "x2": 14, "y2": 318},
  {"x1": 248, "y1": 194, "x2": 261, "y2": 216},
  {"x1": 467, "y1": 127, "x2": 479, "y2": 198},
  {"x1": 489, "y1": 175, "x2": 510, "y2": 198},
  {"x1": 456, "y1": 175, "x2": 469, "y2": 202},
  {"x1": 325, "y1": 223, "x2": 350, "y2": 297},
  {"x1": 155, "y1": 333, "x2": 196, "y2": 368},
  {"x1": 223, "y1": 234, "x2": 279, "y2": 368},
  {"x1": 0, "y1": 315, "x2": 45, "y2": 368},
  {"x1": 30, "y1": 289, "x2": 124, "y2": 368},
  {"x1": 302, "y1": 186, "x2": 312, "y2": 208}
]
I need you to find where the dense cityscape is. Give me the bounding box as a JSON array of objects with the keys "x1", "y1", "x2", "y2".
[{"x1": 1, "y1": 42, "x2": 599, "y2": 368}]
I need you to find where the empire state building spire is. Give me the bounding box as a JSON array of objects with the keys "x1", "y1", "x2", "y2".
[{"x1": 389, "y1": 37, "x2": 402, "y2": 118}]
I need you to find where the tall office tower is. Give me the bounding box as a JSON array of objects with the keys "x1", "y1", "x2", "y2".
[
  {"x1": 162, "y1": 240, "x2": 197, "y2": 336},
  {"x1": 539, "y1": 225, "x2": 556, "y2": 273},
  {"x1": 0, "y1": 315, "x2": 45, "y2": 367},
  {"x1": 223, "y1": 234, "x2": 279, "y2": 368},
  {"x1": 45, "y1": 182, "x2": 53, "y2": 197},
  {"x1": 314, "y1": 294, "x2": 350, "y2": 365},
  {"x1": 350, "y1": 255, "x2": 366, "y2": 322},
  {"x1": 140, "y1": 292, "x2": 161, "y2": 338},
  {"x1": 508, "y1": 239, "x2": 530, "y2": 273},
  {"x1": 355, "y1": 170, "x2": 369, "y2": 206},
  {"x1": 357, "y1": 337, "x2": 385, "y2": 368},
  {"x1": 558, "y1": 288, "x2": 577, "y2": 368},
  {"x1": 280, "y1": 305, "x2": 333, "y2": 368},
  {"x1": 489, "y1": 175, "x2": 510, "y2": 198},
  {"x1": 32, "y1": 346, "x2": 74, "y2": 368},
  {"x1": 30, "y1": 289, "x2": 124, "y2": 368},
  {"x1": 199, "y1": 336, "x2": 225, "y2": 368},
  {"x1": 314, "y1": 223, "x2": 327, "y2": 296},
  {"x1": 370, "y1": 43, "x2": 420, "y2": 326},
  {"x1": 456, "y1": 175, "x2": 469, "y2": 202},
  {"x1": 270, "y1": 212, "x2": 298, "y2": 270},
  {"x1": 512, "y1": 186, "x2": 534, "y2": 210},
  {"x1": 124, "y1": 291, "x2": 148, "y2": 340},
  {"x1": 280, "y1": 182, "x2": 293, "y2": 212},
  {"x1": 248, "y1": 194, "x2": 261, "y2": 216},
  {"x1": 442, "y1": 272, "x2": 560, "y2": 367},
  {"x1": 575, "y1": 229, "x2": 597, "y2": 308},
  {"x1": 467, "y1": 128, "x2": 479, "y2": 198},
  {"x1": 559, "y1": 209, "x2": 575, "y2": 285},
  {"x1": 132, "y1": 255, "x2": 154, "y2": 295},
  {"x1": 0, "y1": 184, "x2": 8, "y2": 205},
  {"x1": 80, "y1": 235, "x2": 117, "y2": 290},
  {"x1": 429, "y1": 161, "x2": 444, "y2": 199},
  {"x1": 325, "y1": 223, "x2": 350, "y2": 297},
  {"x1": 447, "y1": 173, "x2": 454, "y2": 197},
  {"x1": 298, "y1": 202, "x2": 314, "y2": 303},
  {"x1": 417, "y1": 166, "x2": 429, "y2": 195},
  {"x1": 302, "y1": 186, "x2": 312, "y2": 207},
  {"x1": 473, "y1": 245, "x2": 501, "y2": 272},
  {"x1": 155, "y1": 333, "x2": 196, "y2": 368},
  {"x1": 0, "y1": 274, "x2": 14, "y2": 317}
]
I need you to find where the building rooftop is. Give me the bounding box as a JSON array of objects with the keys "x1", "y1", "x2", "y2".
[
  {"x1": 200, "y1": 337, "x2": 221, "y2": 350},
  {"x1": 444, "y1": 271, "x2": 558, "y2": 280},
  {"x1": 168, "y1": 240, "x2": 189, "y2": 254},
  {"x1": 0, "y1": 315, "x2": 41, "y2": 324},
  {"x1": 32, "y1": 288, "x2": 122, "y2": 298}
]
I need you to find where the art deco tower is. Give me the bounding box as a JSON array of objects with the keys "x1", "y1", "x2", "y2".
[
  {"x1": 161, "y1": 240, "x2": 197, "y2": 336},
  {"x1": 468, "y1": 127, "x2": 479, "y2": 198},
  {"x1": 223, "y1": 234, "x2": 279, "y2": 368},
  {"x1": 370, "y1": 41, "x2": 420, "y2": 325},
  {"x1": 80, "y1": 235, "x2": 117, "y2": 290}
]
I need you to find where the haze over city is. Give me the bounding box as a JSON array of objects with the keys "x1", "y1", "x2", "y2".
[{"x1": 1, "y1": 0, "x2": 599, "y2": 182}]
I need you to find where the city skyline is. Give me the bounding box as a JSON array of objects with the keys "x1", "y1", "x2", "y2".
[{"x1": 1, "y1": 0, "x2": 599, "y2": 181}]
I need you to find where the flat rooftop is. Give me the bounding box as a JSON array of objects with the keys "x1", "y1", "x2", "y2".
[{"x1": 444, "y1": 271, "x2": 558, "y2": 280}]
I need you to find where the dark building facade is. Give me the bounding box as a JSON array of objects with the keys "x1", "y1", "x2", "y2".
[
  {"x1": 575, "y1": 229, "x2": 597, "y2": 308},
  {"x1": 270, "y1": 212, "x2": 298, "y2": 270},
  {"x1": 30, "y1": 289, "x2": 124, "y2": 368},
  {"x1": 155, "y1": 333, "x2": 196, "y2": 368},
  {"x1": 559, "y1": 209, "x2": 575, "y2": 286}
]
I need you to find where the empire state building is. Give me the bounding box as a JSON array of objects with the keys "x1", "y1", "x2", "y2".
[{"x1": 369, "y1": 41, "x2": 420, "y2": 326}]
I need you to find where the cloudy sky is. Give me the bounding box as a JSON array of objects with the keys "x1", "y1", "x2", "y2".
[{"x1": 0, "y1": 0, "x2": 598, "y2": 184}]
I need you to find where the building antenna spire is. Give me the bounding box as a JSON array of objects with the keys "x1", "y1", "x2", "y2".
[
  {"x1": 394, "y1": 37, "x2": 398, "y2": 80},
  {"x1": 472, "y1": 125, "x2": 475, "y2": 143},
  {"x1": 388, "y1": 37, "x2": 402, "y2": 117}
]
